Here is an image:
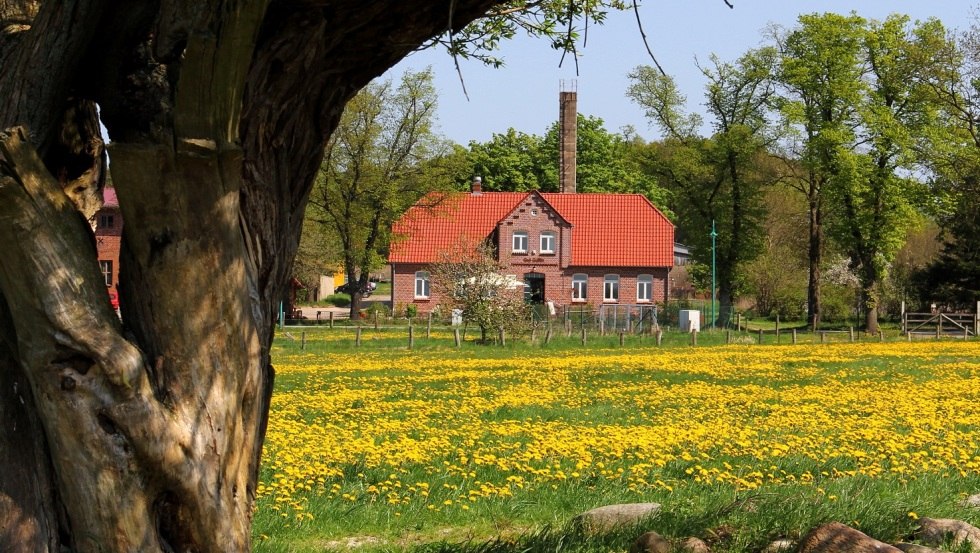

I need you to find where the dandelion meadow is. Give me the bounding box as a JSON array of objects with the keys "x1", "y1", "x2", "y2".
[{"x1": 254, "y1": 332, "x2": 980, "y2": 552}]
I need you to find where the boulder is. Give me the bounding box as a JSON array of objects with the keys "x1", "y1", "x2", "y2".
[
  {"x1": 962, "y1": 494, "x2": 980, "y2": 509},
  {"x1": 631, "y1": 531, "x2": 671, "y2": 553},
  {"x1": 798, "y1": 522, "x2": 903, "y2": 553},
  {"x1": 575, "y1": 503, "x2": 662, "y2": 535},
  {"x1": 918, "y1": 518, "x2": 980, "y2": 551},
  {"x1": 762, "y1": 539, "x2": 795, "y2": 553},
  {"x1": 678, "y1": 536, "x2": 710, "y2": 553}
]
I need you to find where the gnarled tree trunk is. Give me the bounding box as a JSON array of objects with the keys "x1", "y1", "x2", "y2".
[{"x1": 0, "y1": 0, "x2": 502, "y2": 551}]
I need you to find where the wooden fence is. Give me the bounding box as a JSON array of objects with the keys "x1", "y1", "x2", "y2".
[{"x1": 903, "y1": 304, "x2": 979, "y2": 339}]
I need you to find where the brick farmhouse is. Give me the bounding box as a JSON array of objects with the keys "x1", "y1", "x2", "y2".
[
  {"x1": 389, "y1": 180, "x2": 674, "y2": 314},
  {"x1": 95, "y1": 187, "x2": 122, "y2": 307}
]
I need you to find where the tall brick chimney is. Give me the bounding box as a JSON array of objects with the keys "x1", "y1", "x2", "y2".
[{"x1": 559, "y1": 81, "x2": 577, "y2": 193}]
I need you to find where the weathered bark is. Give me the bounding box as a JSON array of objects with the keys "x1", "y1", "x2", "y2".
[{"x1": 1, "y1": 0, "x2": 506, "y2": 550}]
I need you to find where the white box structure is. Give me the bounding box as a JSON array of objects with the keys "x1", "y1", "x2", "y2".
[{"x1": 679, "y1": 310, "x2": 701, "y2": 332}]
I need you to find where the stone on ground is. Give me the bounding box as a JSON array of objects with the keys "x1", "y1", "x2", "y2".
[
  {"x1": 918, "y1": 518, "x2": 980, "y2": 551},
  {"x1": 630, "y1": 531, "x2": 671, "y2": 553},
  {"x1": 575, "y1": 503, "x2": 662, "y2": 535},
  {"x1": 798, "y1": 522, "x2": 902, "y2": 553}
]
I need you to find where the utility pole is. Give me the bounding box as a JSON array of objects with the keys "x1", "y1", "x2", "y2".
[{"x1": 711, "y1": 219, "x2": 717, "y2": 330}]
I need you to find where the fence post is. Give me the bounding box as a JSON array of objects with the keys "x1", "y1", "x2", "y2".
[
  {"x1": 565, "y1": 319, "x2": 572, "y2": 338},
  {"x1": 374, "y1": 311, "x2": 379, "y2": 330},
  {"x1": 901, "y1": 301, "x2": 907, "y2": 333},
  {"x1": 792, "y1": 328, "x2": 797, "y2": 345},
  {"x1": 301, "y1": 331, "x2": 306, "y2": 351},
  {"x1": 937, "y1": 316, "x2": 942, "y2": 339},
  {"x1": 581, "y1": 325, "x2": 587, "y2": 346},
  {"x1": 849, "y1": 327, "x2": 854, "y2": 342},
  {"x1": 498, "y1": 327, "x2": 506, "y2": 346},
  {"x1": 726, "y1": 330, "x2": 731, "y2": 344},
  {"x1": 599, "y1": 318, "x2": 605, "y2": 337},
  {"x1": 545, "y1": 326, "x2": 553, "y2": 345},
  {"x1": 691, "y1": 329, "x2": 698, "y2": 346},
  {"x1": 879, "y1": 330, "x2": 884, "y2": 342},
  {"x1": 820, "y1": 331, "x2": 826, "y2": 344},
  {"x1": 453, "y1": 328, "x2": 461, "y2": 348},
  {"x1": 975, "y1": 301, "x2": 979, "y2": 338},
  {"x1": 907, "y1": 331, "x2": 912, "y2": 342},
  {"x1": 408, "y1": 324, "x2": 414, "y2": 349},
  {"x1": 775, "y1": 315, "x2": 780, "y2": 344},
  {"x1": 427, "y1": 312, "x2": 432, "y2": 339},
  {"x1": 355, "y1": 326, "x2": 362, "y2": 347},
  {"x1": 329, "y1": 311, "x2": 334, "y2": 329},
  {"x1": 619, "y1": 330, "x2": 625, "y2": 347},
  {"x1": 656, "y1": 329, "x2": 663, "y2": 346},
  {"x1": 758, "y1": 328, "x2": 763, "y2": 345}
]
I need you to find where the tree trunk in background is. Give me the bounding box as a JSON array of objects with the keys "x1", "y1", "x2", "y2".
[
  {"x1": 0, "y1": 0, "x2": 502, "y2": 550},
  {"x1": 807, "y1": 193, "x2": 823, "y2": 331}
]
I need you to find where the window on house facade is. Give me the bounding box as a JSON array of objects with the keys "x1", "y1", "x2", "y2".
[
  {"x1": 603, "y1": 274, "x2": 620, "y2": 302},
  {"x1": 99, "y1": 260, "x2": 113, "y2": 286},
  {"x1": 512, "y1": 231, "x2": 528, "y2": 253},
  {"x1": 99, "y1": 214, "x2": 114, "y2": 229},
  {"x1": 572, "y1": 273, "x2": 588, "y2": 301},
  {"x1": 637, "y1": 274, "x2": 652, "y2": 302},
  {"x1": 414, "y1": 271, "x2": 430, "y2": 299},
  {"x1": 540, "y1": 232, "x2": 555, "y2": 254}
]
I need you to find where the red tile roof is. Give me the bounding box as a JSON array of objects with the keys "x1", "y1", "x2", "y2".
[
  {"x1": 102, "y1": 187, "x2": 119, "y2": 208},
  {"x1": 390, "y1": 191, "x2": 674, "y2": 267}
]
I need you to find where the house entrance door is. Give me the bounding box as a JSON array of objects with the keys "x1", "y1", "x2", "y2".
[{"x1": 524, "y1": 273, "x2": 545, "y2": 304}]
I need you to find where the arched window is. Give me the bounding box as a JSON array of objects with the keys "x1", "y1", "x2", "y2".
[
  {"x1": 540, "y1": 231, "x2": 555, "y2": 254},
  {"x1": 603, "y1": 274, "x2": 619, "y2": 302},
  {"x1": 637, "y1": 274, "x2": 652, "y2": 302},
  {"x1": 414, "y1": 271, "x2": 430, "y2": 299},
  {"x1": 512, "y1": 231, "x2": 528, "y2": 253}
]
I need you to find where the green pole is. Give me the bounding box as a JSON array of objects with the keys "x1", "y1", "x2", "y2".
[{"x1": 711, "y1": 219, "x2": 717, "y2": 330}]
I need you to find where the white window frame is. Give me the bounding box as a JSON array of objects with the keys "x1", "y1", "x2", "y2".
[
  {"x1": 540, "y1": 232, "x2": 555, "y2": 254},
  {"x1": 572, "y1": 273, "x2": 588, "y2": 301},
  {"x1": 99, "y1": 260, "x2": 113, "y2": 286},
  {"x1": 512, "y1": 231, "x2": 528, "y2": 253},
  {"x1": 414, "y1": 271, "x2": 430, "y2": 299},
  {"x1": 603, "y1": 274, "x2": 620, "y2": 302},
  {"x1": 637, "y1": 274, "x2": 652, "y2": 302}
]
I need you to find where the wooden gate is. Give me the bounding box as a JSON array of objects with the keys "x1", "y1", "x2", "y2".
[{"x1": 903, "y1": 310, "x2": 978, "y2": 338}]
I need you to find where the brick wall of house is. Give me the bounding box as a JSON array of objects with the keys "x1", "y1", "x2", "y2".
[
  {"x1": 390, "y1": 191, "x2": 672, "y2": 316},
  {"x1": 94, "y1": 205, "x2": 122, "y2": 301}
]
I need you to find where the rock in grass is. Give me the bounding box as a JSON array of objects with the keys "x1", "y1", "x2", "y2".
[
  {"x1": 762, "y1": 538, "x2": 795, "y2": 553},
  {"x1": 575, "y1": 503, "x2": 662, "y2": 534},
  {"x1": 630, "y1": 531, "x2": 671, "y2": 553},
  {"x1": 678, "y1": 536, "x2": 710, "y2": 553},
  {"x1": 918, "y1": 518, "x2": 980, "y2": 551},
  {"x1": 962, "y1": 494, "x2": 980, "y2": 508},
  {"x1": 893, "y1": 543, "x2": 943, "y2": 553},
  {"x1": 799, "y1": 522, "x2": 902, "y2": 553}
]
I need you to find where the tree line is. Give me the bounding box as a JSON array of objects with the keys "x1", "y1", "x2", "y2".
[{"x1": 304, "y1": 12, "x2": 980, "y2": 333}]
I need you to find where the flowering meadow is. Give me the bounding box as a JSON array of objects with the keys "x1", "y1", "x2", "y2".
[{"x1": 254, "y1": 334, "x2": 980, "y2": 552}]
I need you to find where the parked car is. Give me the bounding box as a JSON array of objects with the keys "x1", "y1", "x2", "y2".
[{"x1": 335, "y1": 281, "x2": 376, "y2": 297}]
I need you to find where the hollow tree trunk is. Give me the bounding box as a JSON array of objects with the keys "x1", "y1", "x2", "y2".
[{"x1": 1, "y1": 1, "x2": 505, "y2": 551}]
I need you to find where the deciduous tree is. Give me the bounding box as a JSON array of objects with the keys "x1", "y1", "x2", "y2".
[
  {"x1": 0, "y1": 1, "x2": 610, "y2": 550},
  {"x1": 628, "y1": 49, "x2": 777, "y2": 327},
  {"x1": 306, "y1": 68, "x2": 462, "y2": 318}
]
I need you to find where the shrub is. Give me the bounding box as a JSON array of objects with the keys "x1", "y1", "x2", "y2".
[{"x1": 322, "y1": 293, "x2": 351, "y2": 307}]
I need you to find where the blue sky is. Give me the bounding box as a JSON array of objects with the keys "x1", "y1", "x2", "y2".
[{"x1": 383, "y1": 1, "x2": 976, "y2": 145}]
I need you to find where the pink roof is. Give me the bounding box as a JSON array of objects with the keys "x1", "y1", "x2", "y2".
[
  {"x1": 102, "y1": 187, "x2": 119, "y2": 208},
  {"x1": 390, "y1": 191, "x2": 674, "y2": 267}
]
